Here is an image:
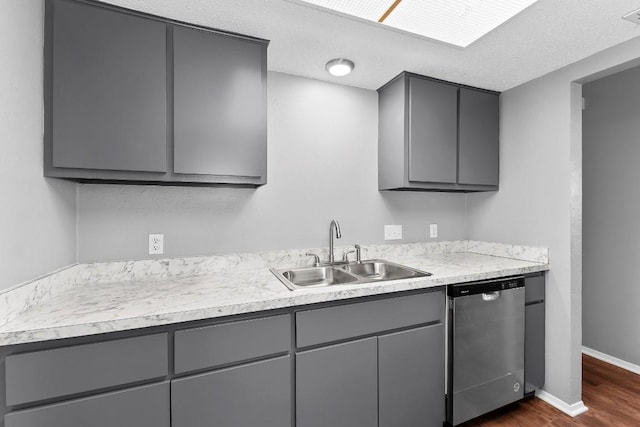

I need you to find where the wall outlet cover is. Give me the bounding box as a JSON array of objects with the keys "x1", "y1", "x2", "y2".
[
  {"x1": 384, "y1": 224, "x2": 402, "y2": 240},
  {"x1": 429, "y1": 223, "x2": 438, "y2": 239},
  {"x1": 149, "y1": 233, "x2": 164, "y2": 255}
]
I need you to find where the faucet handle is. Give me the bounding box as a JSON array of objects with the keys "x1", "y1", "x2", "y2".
[
  {"x1": 354, "y1": 244, "x2": 362, "y2": 263},
  {"x1": 342, "y1": 249, "x2": 356, "y2": 262},
  {"x1": 305, "y1": 253, "x2": 321, "y2": 267}
]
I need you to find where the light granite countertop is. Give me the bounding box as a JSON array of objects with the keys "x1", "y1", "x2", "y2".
[{"x1": 0, "y1": 241, "x2": 549, "y2": 346}]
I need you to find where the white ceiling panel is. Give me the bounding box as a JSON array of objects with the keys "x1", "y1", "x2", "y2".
[
  {"x1": 299, "y1": 0, "x2": 540, "y2": 47},
  {"x1": 384, "y1": 0, "x2": 540, "y2": 47},
  {"x1": 98, "y1": 0, "x2": 640, "y2": 91},
  {"x1": 300, "y1": 0, "x2": 393, "y2": 22}
]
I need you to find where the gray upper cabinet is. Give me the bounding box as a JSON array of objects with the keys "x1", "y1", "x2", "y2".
[
  {"x1": 44, "y1": 0, "x2": 268, "y2": 186},
  {"x1": 408, "y1": 77, "x2": 458, "y2": 184},
  {"x1": 458, "y1": 88, "x2": 499, "y2": 186},
  {"x1": 378, "y1": 72, "x2": 500, "y2": 192},
  {"x1": 173, "y1": 27, "x2": 267, "y2": 182},
  {"x1": 47, "y1": 0, "x2": 167, "y2": 175}
]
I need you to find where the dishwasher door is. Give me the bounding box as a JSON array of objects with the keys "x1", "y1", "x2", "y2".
[{"x1": 448, "y1": 284, "x2": 525, "y2": 426}]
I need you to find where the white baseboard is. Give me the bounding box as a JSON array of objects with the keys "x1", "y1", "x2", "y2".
[
  {"x1": 582, "y1": 346, "x2": 640, "y2": 375},
  {"x1": 535, "y1": 390, "x2": 589, "y2": 417}
]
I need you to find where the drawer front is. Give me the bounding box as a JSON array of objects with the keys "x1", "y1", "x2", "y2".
[
  {"x1": 5, "y1": 381, "x2": 170, "y2": 427},
  {"x1": 5, "y1": 333, "x2": 168, "y2": 406},
  {"x1": 172, "y1": 356, "x2": 291, "y2": 427},
  {"x1": 296, "y1": 290, "x2": 444, "y2": 348},
  {"x1": 525, "y1": 274, "x2": 545, "y2": 304},
  {"x1": 174, "y1": 314, "x2": 290, "y2": 374}
]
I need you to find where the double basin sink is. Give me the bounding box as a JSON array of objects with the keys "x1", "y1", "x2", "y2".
[{"x1": 271, "y1": 259, "x2": 432, "y2": 291}]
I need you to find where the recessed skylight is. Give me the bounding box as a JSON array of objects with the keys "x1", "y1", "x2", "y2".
[{"x1": 299, "y1": 0, "x2": 540, "y2": 47}]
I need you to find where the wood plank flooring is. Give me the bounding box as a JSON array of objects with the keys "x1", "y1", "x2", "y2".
[{"x1": 460, "y1": 354, "x2": 640, "y2": 426}]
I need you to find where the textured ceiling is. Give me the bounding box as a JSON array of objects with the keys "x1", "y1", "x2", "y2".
[{"x1": 99, "y1": 0, "x2": 640, "y2": 91}]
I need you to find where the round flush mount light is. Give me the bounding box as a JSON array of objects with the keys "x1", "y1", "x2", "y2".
[{"x1": 325, "y1": 58, "x2": 355, "y2": 77}]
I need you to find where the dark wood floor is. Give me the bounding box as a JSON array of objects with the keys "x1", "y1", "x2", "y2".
[{"x1": 460, "y1": 354, "x2": 640, "y2": 426}]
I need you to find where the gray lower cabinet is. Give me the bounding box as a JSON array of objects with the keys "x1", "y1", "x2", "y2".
[
  {"x1": 378, "y1": 325, "x2": 445, "y2": 427},
  {"x1": 296, "y1": 289, "x2": 447, "y2": 427},
  {"x1": 5, "y1": 382, "x2": 170, "y2": 427},
  {"x1": 174, "y1": 314, "x2": 290, "y2": 374},
  {"x1": 1, "y1": 292, "x2": 450, "y2": 427},
  {"x1": 5, "y1": 333, "x2": 168, "y2": 406},
  {"x1": 525, "y1": 274, "x2": 546, "y2": 394},
  {"x1": 296, "y1": 337, "x2": 378, "y2": 427},
  {"x1": 378, "y1": 72, "x2": 500, "y2": 192},
  {"x1": 172, "y1": 356, "x2": 291, "y2": 427}
]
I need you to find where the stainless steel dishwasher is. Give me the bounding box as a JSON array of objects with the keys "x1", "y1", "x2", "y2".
[{"x1": 446, "y1": 276, "x2": 525, "y2": 426}]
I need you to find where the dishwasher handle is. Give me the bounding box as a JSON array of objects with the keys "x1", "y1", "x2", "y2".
[{"x1": 482, "y1": 291, "x2": 501, "y2": 301}]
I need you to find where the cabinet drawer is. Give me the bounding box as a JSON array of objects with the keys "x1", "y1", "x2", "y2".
[
  {"x1": 525, "y1": 274, "x2": 545, "y2": 304},
  {"x1": 172, "y1": 356, "x2": 291, "y2": 427},
  {"x1": 5, "y1": 333, "x2": 168, "y2": 406},
  {"x1": 174, "y1": 314, "x2": 290, "y2": 374},
  {"x1": 296, "y1": 290, "x2": 444, "y2": 348},
  {"x1": 5, "y1": 381, "x2": 170, "y2": 427}
]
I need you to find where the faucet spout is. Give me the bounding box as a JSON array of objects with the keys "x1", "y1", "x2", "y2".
[{"x1": 329, "y1": 219, "x2": 341, "y2": 263}]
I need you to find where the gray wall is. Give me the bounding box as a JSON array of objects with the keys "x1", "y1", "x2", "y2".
[
  {"x1": 583, "y1": 66, "x2": 640, "y2": 366},
  {"x1": 77, "y1": 72, "x2": 467, "y2": 262},
  {"x1": 466, "y1": 35, "x2": 640, "y2": 406},
  {"x1": 0, "y1": 0, "x2": 77, "y2": 292}
]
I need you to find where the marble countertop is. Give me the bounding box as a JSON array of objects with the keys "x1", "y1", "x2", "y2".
[{"x1": 0, "y1": 241, "x2": 549, "y2": 346}]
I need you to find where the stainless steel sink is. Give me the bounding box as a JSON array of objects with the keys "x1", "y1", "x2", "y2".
[
  {"x1": 343, "y1": 260, "x2": 426, "y2": 281},
  {"x1": 271, "y1": 259, "x2": 431, "y2": 291},
  {"x1": 279, "y1": 266, "x2": 359, "y2": 289}
]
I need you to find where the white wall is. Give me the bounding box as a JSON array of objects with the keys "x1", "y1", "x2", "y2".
[
  {"x1": 467, "y1": 36, "x2": 640, "y2": 406},
  {"x1": 0, "y1": 0, "x2": 77, "y2": 292},
  {"x1": 582, "y1": 66, "x2": 640, "y2": 366},
  {"x1": 76, "y1": 72, "x2": 467, "y2": 262}
]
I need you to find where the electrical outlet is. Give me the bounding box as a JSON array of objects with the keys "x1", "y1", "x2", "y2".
[
  {"x1": 429, "y1": 224, "x2": 438, "y2": 239},
  {"x1": 384, "y1": 225, "x2": 402, "y2": 240},
  {"x1": 149, "y1": 233, "x2": 164, "y2": 255}
]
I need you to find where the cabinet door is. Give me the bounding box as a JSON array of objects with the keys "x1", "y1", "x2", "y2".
[
  {"x1": 379, "y1": 325, "x2": 445, "y2": 427},
  {"x1": 408, "y1": 77, "x2": 458, "y2": 184},
  {"x1": 173, "y1": 26, "x2": 266, "y2": 178},
  {"x1": 458, "y1": 88, "x2": 499, "y2": 186},
  {"x1": 50, "y1": 0, "x2": 167, "y2": 173},
  {"x1": 296, "y1": 338, "x2": 377, "y2": 427},
  {"x1": 5, "y1": 382, "x2": 169, "y2": 427},
  {"x1": 171, "y1": 356, "x2": 291, "y2": 427},
  {"x1": 525, "y1": 302, "x2": 545, "y2": 393}
]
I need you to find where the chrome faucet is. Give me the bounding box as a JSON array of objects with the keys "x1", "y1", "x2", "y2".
[{"x1": 328, "y1": 219, "x2": 341, "y2": 263}]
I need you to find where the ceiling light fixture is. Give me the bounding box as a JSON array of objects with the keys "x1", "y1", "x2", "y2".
[{"x1": 325, "y1": 58, "x2": 355, "y2": 76}]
